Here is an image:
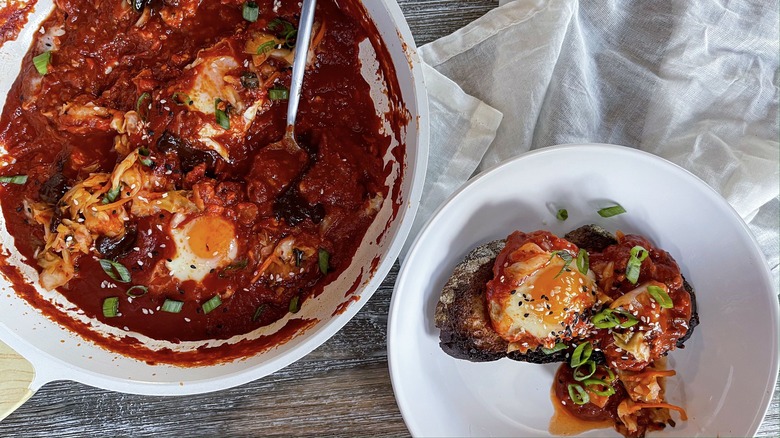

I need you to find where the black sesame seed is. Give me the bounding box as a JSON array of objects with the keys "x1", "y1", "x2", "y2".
[
  {"x1": 15, "y1": 206, "x2": 22, "y2": 212},
  {"x1": 190, "y1": 264, "x2": 196, "y2": 269},
  {"x1": 510, "y1": 290, "x2": 516, "y2": 295},
  {"x1": 222, "y1": 307, "x2": 228, "y2": 312},
  {"x1": 196, "y1": 308, "x2": 201, "y2": 313},
  {"x1": 563, "y1": 307, "x2": 569, "y2": 311},
  {"x1": 523, "y1": 313, "x2": 530, "y2": 318},
  {"x1": 179, "y1": 289, "x2": 185, "y2": 294},
  {"x1": 159, "y1": 214, "x2": 165, "y2": 219},
  {"x1": 167, "y1": 258, "x2": 173, "y2": 262},
  {"x1": 541, "y1": 294, "x2": 549, "y2": 301},
  {"x1": 209, "y1": 268, "x2": 215, "y2": 273},
  {"x1": 216, "y1": 324, "x2": 222, "y2": 329},
  {"x1": 518, "y1": 301, "x2": 523, "y2": 306}
]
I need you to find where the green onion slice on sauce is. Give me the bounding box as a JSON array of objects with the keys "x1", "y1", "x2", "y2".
[
  {"x1": 600, "y1": 366, "x2": 616, "y2": 383},
  {"x1": 549, "y1": 250, "x2": 574, "y2": 279},
  {"x1": 647, "y1": 285, "x2": 673, "y2": 308},
  {"x1": 102, "y1": 296, "x2": 119, "y2": 318},
  {"x1": 99, "y1": 259, "x2": 131, "y2": 283},
  {"x1": 573, "y1": 360, "x2": 597, "y2": 381},
  {"x1": 318, "y1": 249, "x2": 329, "y2": 275},
  {"x1": 214, "y1": 98, "x2": 230, "y2": 129},
  {"x1": 252, "y1": 304, "x2": 266, "y2": 322},
  {"x1": 219, "y1": 259, "x2": 248, "y2": 278},
  {"x1": 202, "y1": 295, "x2": 222, "y2": 314},
  {"x1": 583, "y1": 378, "x2": 616, "y2": 397},
  {"x1": 0, "y1": 175, "x2": 28, "y2": 184},
  {"x1": 161, "y1": 299, "x2": 183, "y2": 313},
  {"x1": 102, "y1": 185, "x2": 121, "y2": 204},
  {"x1": 138, "y1": 147, "x2": 153, "y2": 167},
  {"x1": 613, "y1": 308, "x2": 639, "y2": 328},
  {"x1": 257, "y1": 40, "x2": 275, "y2": 54},
  {"x1": 576, "y1": 248, "x2": 589, "y2": 275},
  {"x1": 625, "y1": 245, "x2": 649, "y2": 284},
  {"x1": 269, "y1": 86, "x2": 289, "y2": 101},
  {"x1": 242, "y1": 1, "x2": 259, "y2": 22},
  {"x1": 555, "y1": 208, "x2": 568, "y2": 221},
  {"x1": 541, "y1": 342, "x2": 567, "y2": 355},
  {"x1": 597, "y1": 204, "x2": 626, "y2": 218},
  {"x1": 33, "y1": 51, "x2": 51, "y2": 75},
  {"x1": 570, "y1": 342, "x2": 593, "y2": 368},
  {"x1": 172, "y1": 91, "x2": 191, "y2": 106},
  {"x1": 268, "y1": 18, "x2": 297, "y2": 46},
  {"x1": 289, "y1": 295, "x2": 300, "y2": 313},
  {"x1": 592, "y1": 309, "x2": 619, "y2": 328},
  {"x1": 293, "y1": 248, "x2": 304, "y2": 267},
  {"x1": 125, "y1": 285, "x2": 148, "y2": 298},
  {"x1": 567, "y1": 383, "x2": 590, "y2": 405}
]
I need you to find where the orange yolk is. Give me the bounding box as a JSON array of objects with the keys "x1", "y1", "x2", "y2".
[{"x1": 186, "y1": 215, "x2": 235, "y2": 260}]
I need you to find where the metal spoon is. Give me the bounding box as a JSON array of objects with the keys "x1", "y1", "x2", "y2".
[{"x1": 282, "y1": 0, "x2": 317, "y2": 147}]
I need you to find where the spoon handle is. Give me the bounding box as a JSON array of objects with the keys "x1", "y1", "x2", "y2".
[{"x1": 286, "y1": 0, "x2": 318, "y2": 129}]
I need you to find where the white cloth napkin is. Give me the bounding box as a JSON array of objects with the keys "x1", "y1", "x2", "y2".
[{"x1": 404, "y1": 0, "x2": 779, "y2": 284}]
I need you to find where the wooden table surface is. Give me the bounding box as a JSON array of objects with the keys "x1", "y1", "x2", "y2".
[{"x1": 1, "y1": 1, "x2": 778, "y2": 436}]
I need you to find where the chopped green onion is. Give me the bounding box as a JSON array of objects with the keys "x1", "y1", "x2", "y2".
[
  {"x1": 556, "y1": 208, "x2": 568, "y2": 221},
  {"x1": 600, "y1": 366, "x2": 616, "y2": 383},
  {"x1": 242, "y1": 1, "x2": 259, "y2": 22},
  {"x1": 549, "y1": 250, "x2": 574, "y2": 278},
  {"x1": 289, "y1": 295, "x2": 300, "y2": 313},
  {"x1": 583, "y1": 378, "x2": 616, "y2": 397},
  {"x1": 269, "y1": 86, "x2": 289, "y2": 101},
  {"x1": 172, "y1": 91, "x2": 191, "y2": 106},
  {"x1": 136, "y1": 91, "x2": 151, "y2": 113},
  {"x1": 576, "y1": 248, "x2": 589, "y2": 275},
  {"x1": 573, "y1": 360, "x2": 597, "y2": 381},
  {"x1": 567, "y1": 383, "x2": 590, "y2": 405},
  {"x1": 257, "y1": 40, "x2": 275, "y2": 54},
  {"x1": 0, "y1": 175, "x2": 28, "y2": 184},
  {"x1": 125, "y1": 285, "x2": 148, "y2": 298},
  {"x1": 102, "y1": 185, "x2": 121, "y2": 204},
  {"x1": 219, "y1": 259, "x2": 248, "y2": 278},
  {"x1": 318, "y1": 249, "x2": 330, "y2": 275},
  {"x1": 33, "y1": 51, "x2": 51, "y2": 75},
  {"x1": 570, "y1": 342, "x2": 592, "y2": 368},
  {"x1": 139, "y1": 157, "x2": 153, "y2": 167},
  {"x1": 597, "y1": 204, "x2": 626, "y2": 217},
  {"x1": 137, "y1": 147, "x2": 153, "y2": 166},
  {"x1": 592, "y1": 309, "x2": 619, "y2": 328},
  {"x1": 214, "y1": 98, "x2": 230, "y2": 129},
  {"x1": 161, "y1": 299, "x2": 183, "y2": 313},
  {"x1": 102, "y1": 297, "x2": 119, "y2": 318},
  {"x1": 202, "y1": 295, "x2": 222, "y2": 314},
  {"x1": 293, "y1": 248, "x2": 304, "y2": 267},
  {"x1": 131, "y1": 0, "x2": 147, "y2": 13},
  {"x1": 541, "y1": 342, "x2": 567, "y2": 354},
  {"x1": 647, "y1": 285, "x2": 673, "y2": 308},
  {"x1": 625, "y1": 245, "x2": 649, "y2": 284},
  {"x1": 99, "y1": 259, "x2": 131, "y2": 283},
  {"x1": 268, "y1": 18, "x2": 297, "y2": 45},
  {"x1": 613, "y1": 308, "x2": 639, "y2": 327},
  {"x1": 252, "y1": 304, "x2": 266, "y2": 321}
]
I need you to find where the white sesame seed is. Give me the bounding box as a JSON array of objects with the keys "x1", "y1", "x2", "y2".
[
  {"x1": 137, "y1": 260, "x2": 144, "y2": 266},
  {"x1": 184, "y1": 317, "x2": 191, "y2": 322}
]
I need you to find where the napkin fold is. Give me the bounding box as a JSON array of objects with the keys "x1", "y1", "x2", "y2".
[{"x1": 405, "y1": 0, "x2": 779, "y2": 283}]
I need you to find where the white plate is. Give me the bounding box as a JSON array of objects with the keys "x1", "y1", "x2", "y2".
[{"x1": 388, "y1": 144, "x2": 778, "y2": 437}]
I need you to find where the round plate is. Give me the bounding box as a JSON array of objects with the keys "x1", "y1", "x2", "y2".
[{"x1": 388, "y1": 144, "x2": 778, "y2": 437}]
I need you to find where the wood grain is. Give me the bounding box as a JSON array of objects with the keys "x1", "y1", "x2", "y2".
[
  {"x1": 0, "y1": 342, "x2": 35, "y2": 422},
  {"x1": 0, "y1": 1, "x2": 778, "y2": 437}
]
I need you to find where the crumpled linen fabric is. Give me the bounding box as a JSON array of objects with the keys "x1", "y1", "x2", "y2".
[{"x1": 407, "y1": 0, "x2": 779, "y2": 283}]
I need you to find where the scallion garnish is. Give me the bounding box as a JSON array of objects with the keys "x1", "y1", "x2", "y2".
[
  {"x1": 289, "y1": 295, "x2": 300, "y2": 313},
  {"x1": 293, "y1": 248, "x2": 304, "y2": 267},
  {"x1": 556, "y1": 208, "x2": 568, "y2": 221},
  {"x1": 172, "y1": 91, "x2": 191, "y2": 106},
  {"x1": 549, "y1": 250, "x2": 573, "y2": 278},
  {"x1": 570, "y1": 342, "x2": 592, "y2": 368},
  {"x1": 601, "y1": 366, "x2": 616, "y2": 383},
  {"x1": 567, "y1": 383, "x2": 590, "y2": 405},
  {"x1": 99, "y1": 259, "x2": 131, "y2": 283},
  {"x1": 576, "y1": 248, "x2": 589, "y2": 275},
  {"x1": 541, "y1": 342, "x2": 567, "y2": 354},
  {"x1": 138, "y1": 147, "x2": 153, "y2": 166},
  {"x1": 161, "y1": 299, "x2": 183, "y2": 313},
  {"x1": 219, "y1": 260, "x2": 248, "y2": 277},
  {"x1": 257, "y1": 40, "x2": 275, "y2": 54},
  {"x1": 242, "y1": 1, "x2": 259, "y2": 22},
  {"x1": 268, "y1": 18, "x2": 297, "y2": 46},
  {"x1": 0, "y1": 175, "x2": 28, "y2": 184},
  {"x1": 583, "y1": 378, "x2": 616, "y2": 397},
  {"x1": 318, "y1": 249, "x2": 329, "y2": 275},
  {"x1": 592, "y1": 309, "x2": 619, "y2": 328},
  {"x1": 597, "y1": 204, "x2": 626, "y2": 217},
  {"x1": 136, "y1": 91, "x2": 151, "y2": 121},
  {"x1": 573, "y1": 360, "x2": 596, "y2": 381},
  {"x1": 202, "y1": 295, "x2": 222, "y2": 314},
  {"x1": 214, "y1": 98, "x2": 230, "y2": 129},
  {"x1": 269, "y1": 86, "x2": 289, "y2": 101},
  {"x1": 102, "y1": 185, "x2": 121, "y2": 204},
  {"x1": 252, "y1": 304, "x2": 266, "y2": 321},
  {"x1": 126, "y1": 285, "x2": 148, "y2": 298},
  {"x1": 613, "y1": 308, "x2": 639, "y2": 327},
  {"x1": 33, "y1": 51, "x2": 51, "y2": 75},
  {"x1": 103, "y1": 296, "x2": 119, "y2": 318},
  {"x1": 647, "y1": 285, "x2": 673, "y2": 308},
  {"x1": 625, "y1": 245, "x2": 649, "y2": 284}
]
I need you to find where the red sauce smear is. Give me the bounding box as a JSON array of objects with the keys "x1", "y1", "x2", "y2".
[{"x1": 0, "y1": 0, "x2": 39, "y2": 48}]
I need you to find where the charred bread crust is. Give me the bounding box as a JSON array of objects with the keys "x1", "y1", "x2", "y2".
[{"x1": 436, "y1": 224, "x2": 699, "y2": 362}]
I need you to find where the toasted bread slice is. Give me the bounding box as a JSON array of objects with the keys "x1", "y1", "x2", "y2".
[{"x1": 434, "y1": 225, "x2": 699, "y2": 362}]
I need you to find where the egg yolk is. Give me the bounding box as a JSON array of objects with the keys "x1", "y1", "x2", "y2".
[{"x1": 185, "y1": 215, "x2": 235, "y2": 260}]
